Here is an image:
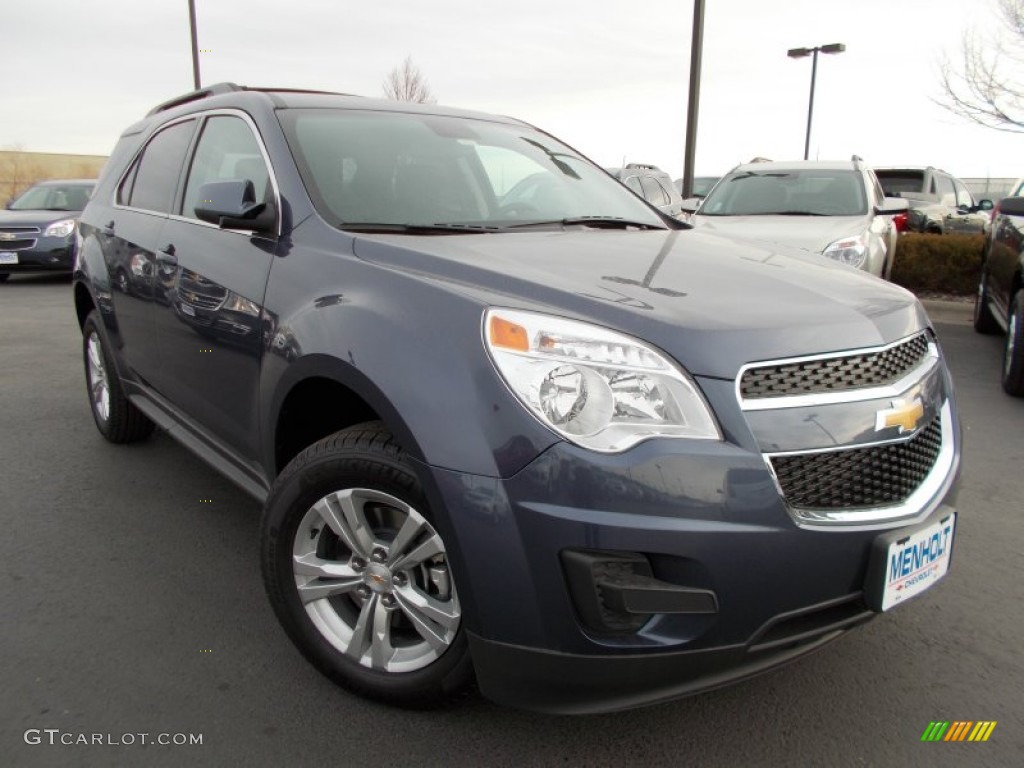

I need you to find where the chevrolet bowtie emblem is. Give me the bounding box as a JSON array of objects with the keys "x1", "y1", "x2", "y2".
[{"x1": 875, "y1": 397, "x2": 925, "y2": 434}]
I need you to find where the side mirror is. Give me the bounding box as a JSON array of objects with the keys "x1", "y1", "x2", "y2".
[
  {"x1": 977, "y1": 199, "x2": 994, "y2": 211},
  {"x1": 680, "y1": 197, "x2": 701, "y2": 214},
  {"x1": 194, "y1": 180, "x2": 276, "y2": 233},
  {"x1": 875, "y1": 197, "x2": 908, "y2": 216}
]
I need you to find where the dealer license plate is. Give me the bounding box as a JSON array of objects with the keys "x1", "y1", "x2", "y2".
[
  {"x1": 0, "y1": 252, "x2": 17, "y2": 264},
  {"x1": 879, "y1": 513, "x2": 955, "y2": 611}
]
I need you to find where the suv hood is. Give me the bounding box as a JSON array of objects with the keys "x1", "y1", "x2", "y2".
[
  {"x1": 691, "y1": 214, "x2": 867, "y2": 253},
  {"x1": 351, "y1": 228, "x2": 926, "y2": 380}
]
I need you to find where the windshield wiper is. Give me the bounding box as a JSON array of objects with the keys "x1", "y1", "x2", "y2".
[
  {"x1": 504, "y1": 216, "x2": 667, "y2": 231},
  {"x1": 342, "y1": 222, "x2": 500, "y2": 234},
  {"x1": 773, "y1": 210, "x2": 829, "y2": 216}
]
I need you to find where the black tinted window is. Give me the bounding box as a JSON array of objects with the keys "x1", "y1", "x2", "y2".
[
  {"x1": 125, "y1": 120, "x2": 195, "y2": 213},
  {"x1": 876, "y1": 170, "x2": 925, "y2": 197},
  {"x1": 182, "y1": 116, "x2": 270, "y2": 219}
]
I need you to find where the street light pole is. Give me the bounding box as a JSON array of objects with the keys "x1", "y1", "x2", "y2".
[
  {"x1": 787, "y1": 43, "x2": 845, "y2": 160},
  {"x1": 682, "y1": 0, "x2": 706, "y2": 199},
  {"x1": 188, "y1": 0, "x2": 202, "y2": 90}
]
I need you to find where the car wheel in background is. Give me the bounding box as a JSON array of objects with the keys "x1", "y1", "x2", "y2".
[
  {"x1": 1002, "y1": 291, "x2": 1024, "y2": 396},
  {"x1": 82, "y1": 311, "x2": 155, "y2": 442},
  {"x1": 260, "y1": 422, "x2": 472, "y2": 707},
  {"x1": 973, "y1": 274, "x2": 1001, "y2": 335}
]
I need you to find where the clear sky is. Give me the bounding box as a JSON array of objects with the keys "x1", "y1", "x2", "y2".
[{"x1": 3, "y1": 0, "x2": 1021, "y2": 181}]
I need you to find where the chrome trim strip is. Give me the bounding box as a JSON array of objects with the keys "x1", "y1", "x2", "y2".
[
  {"x1": 0, "y1": 227, "x2": 41, "y2": 234},
  {"x1": 770, "y1": 399, "x2": 955, "y2": 527}
]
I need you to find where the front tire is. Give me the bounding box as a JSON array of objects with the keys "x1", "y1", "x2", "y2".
[
  {"x1": 1002, "y1": 291, "x2": 1024, "y2": 396},
  {"x1": 82, "y1": 311, "x2": 155, "y2": 443},
  {"x1": 260, "y1": 422, "x2": 472, "y2": 707}
]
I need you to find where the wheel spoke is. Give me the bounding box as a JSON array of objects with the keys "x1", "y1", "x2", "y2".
[
  {"x1": 388, "y1": 533, "x2": 444, "y2": 572},
  {"x1": 387, "y1": 513, "x2": 430, "y2": 565},
  {"x1": 346, "y1": 593, "x2": 379, "y2": 662},
  {"x1": 87, "y1": 338, "x2": 104, "y2": 373},
  {"x1": 312, "y1": 491, "x2": 375, "y2": 559},
  {"x1": 394, "y1": 587, "x2": 459, "y2": 650},
  {"x1": 370, "y1": 600, "x2": 395, "y2": 668},
  {"x1": 293, "y1": 553, "x2": 361, "y2": 604}
]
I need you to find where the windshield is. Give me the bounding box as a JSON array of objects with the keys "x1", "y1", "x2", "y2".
[
  {"x1": 10, "y1": 183, "x2": 94, "y2": 211},
  {"x1": 278, "y1": 109, "x2": 667, "y2": 230},
  {"x1": 699, "y1": 169, "x2": 867, "y2": 216}
]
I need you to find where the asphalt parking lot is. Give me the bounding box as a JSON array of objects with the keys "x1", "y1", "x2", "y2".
[{"x1": 2, "y1": 274, "x2": 1022, "y2": 767}]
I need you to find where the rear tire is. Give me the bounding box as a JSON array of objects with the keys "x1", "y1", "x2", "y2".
[
  {"x1": 1002, "y1": 291, "x2": 1024, "y2": 396},
  {"x1": 82, "y1": 311, "x2": 155, "y2": 443},
  {"x1": 261, "y1": 422, "x2": 473, "y2": 708}
]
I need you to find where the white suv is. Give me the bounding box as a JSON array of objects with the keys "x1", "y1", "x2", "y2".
[{"x1": 681, "y1": 158, "x2": 907, "y2": 279}]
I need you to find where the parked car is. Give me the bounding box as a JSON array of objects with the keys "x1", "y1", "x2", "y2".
[
  {"x1": 674, "y1": 175, "x2": 720, "y2": 198},
  {"x1": 682, "y1": 158, "x2": 907, "y2": 279},
  {"x1": 974, "y1": 195, "x2": 1024, "y2": 395},
  {"x1": 606, "y1": 163, "x2": 684, "y2": 216},
  {"x1": 874, "y1": 166, "x2": 992, "y2": 235},
  {"x1": 73, "y1": 83, "x2": 961, "y2": 714},
  {"x1": 0, "y1": 178, "x2": 95, "y2": 281}
]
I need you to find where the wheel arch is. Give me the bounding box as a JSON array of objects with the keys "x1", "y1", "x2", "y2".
[{"x1": 265, "y1": 354, "x2": 427, "y2": 480}]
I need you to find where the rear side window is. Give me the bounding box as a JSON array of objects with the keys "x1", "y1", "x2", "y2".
[
  {"x1": 639, "y1": 176, "x2": 670, "y2": 206},
  {"x1": 181, "y1": 115, "x2": 271, "y2": 219},
  {"x1": 935, "y1": 173, "x2": 956, "y2": 205},
  {"x1": 118, "y1": 120, "x2": 195, "y2": 213}
]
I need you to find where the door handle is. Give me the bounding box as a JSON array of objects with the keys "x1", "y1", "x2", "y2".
[{"x1": 156, "y1": 244, "x2": 177, "y2": 266}]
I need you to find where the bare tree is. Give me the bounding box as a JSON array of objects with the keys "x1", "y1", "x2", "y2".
[
  {"x1": 938, "y1": 0, "x2": 1024, "y2": 132},
  {"x1": 383, "y1": 57, "x2": 435, "y2": 103}
]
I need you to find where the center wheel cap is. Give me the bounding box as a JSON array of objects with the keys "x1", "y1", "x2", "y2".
[{"x1": 364, "y1": 563, "x2": 393, "y2": 594}]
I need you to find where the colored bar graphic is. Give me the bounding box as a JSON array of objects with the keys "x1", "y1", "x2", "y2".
[{"x1": 922, "y1": 721, "x2": 996, "y2": 742}]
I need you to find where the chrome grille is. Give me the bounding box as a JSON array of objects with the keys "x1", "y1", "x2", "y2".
[
  {"x1": 770, "y1": 415, "x2": 942, "y2": 509},
  {"x1": 741, "y1": 333, "x2": 930, "y2": 399}
]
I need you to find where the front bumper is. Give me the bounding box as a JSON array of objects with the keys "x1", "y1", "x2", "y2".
[
  {"x1": 425, "y1": 431, "x2": 959, "y2": 713},
  {"x1": 0, "y1": 237, "x2": 75, "y2": 273}
]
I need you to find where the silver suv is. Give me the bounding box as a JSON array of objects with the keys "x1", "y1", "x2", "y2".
[
  {"x1": 606, "y1": 163, "x2": 684, "y2": 217},
  {"x1": 682, "y1": 158, "x2": 907, "y2": 279},
  {"x1": 874, "y1": 166, "x2": 992, "y2": 235}
]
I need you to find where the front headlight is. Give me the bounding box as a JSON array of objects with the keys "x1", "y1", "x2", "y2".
[
  {"x1": 822, "y1": 234, "x2": 867, "y2": 268},
  {"x1": 223, "y1": 292, "x2": 260, "y2": 316},
  {"x1": 484, "y1": 308, "x2": 720, "y2": 452},
  {"x1": 44, "y1": 219, "x2": 77, "y2": 238}
]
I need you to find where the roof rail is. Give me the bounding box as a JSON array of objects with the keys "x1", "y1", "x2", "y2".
[
  {"x1": 625, "y1": 163, "x2": 661, "y2": 171},
  {"x1": 146, "y1": 82, "x2": 244, "y2": 117}
]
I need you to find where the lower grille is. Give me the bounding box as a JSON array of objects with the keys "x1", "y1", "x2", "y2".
[
  {"x1": 770, "y1": 415, "x2": 942, "y2": 509},
  {"x1": 0, "y1": 238, "x2": 37, "y2": 250}
]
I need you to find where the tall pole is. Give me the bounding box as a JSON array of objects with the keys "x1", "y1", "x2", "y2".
[
  {"x1": 682, "y1": 0, "x2": 705, "y2": 199},
  {"x1": 188, "y1": 0, "x2": 202, "y2": 90},
  {"x1": 803, "y1": 48, "x2": 818, "y2": 160}
]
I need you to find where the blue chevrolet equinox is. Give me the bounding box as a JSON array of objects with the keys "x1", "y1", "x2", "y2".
[{"x1": 72, "y1": 84, "x2": 961, "y2": 713}]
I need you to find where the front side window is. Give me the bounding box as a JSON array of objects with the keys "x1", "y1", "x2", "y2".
[
  {"x1": 699, "y1": 169, "x2": 867, "y2": 216},
  {"x1": 181, "y1": 115, "x2": 271, "y2": 220},
  {"x1": 277, "y1": 109, "x2": 665, "y2": 230},
  {"x1": 120, "y1": 120, "x2": 196, "y2": 213}
]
